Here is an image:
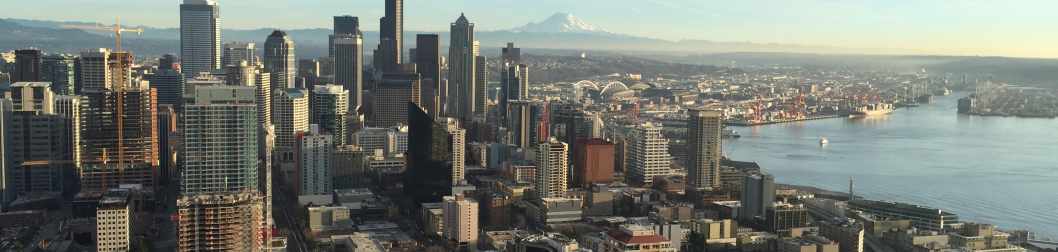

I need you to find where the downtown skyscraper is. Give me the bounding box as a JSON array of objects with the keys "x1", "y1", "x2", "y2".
[
  {"x1": 332, "y1": 16, "x2": 364, "y2": 112},
  {"x1": 415, "y1": 34, "x2": 442, "y2": 117},
  {"x1": 447, "y1": 14, "x2": 477, "y2": 122},
  {"x1": 179, "y1": 0, "x2": 221, "y2": 78},
  {"x1": 378, "y1": 0, "x2": 403, "y2": 72},
  {"x1": 265, "y1": 30, "x2": 297, "y2": 89},
  {"x1": 687, "y1": 108, "x2": 723, "y2": 191}
]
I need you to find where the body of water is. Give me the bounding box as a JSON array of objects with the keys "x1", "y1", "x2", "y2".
[{"x1": 724, "y1": 93, "x2": 1058, "y2": 238}]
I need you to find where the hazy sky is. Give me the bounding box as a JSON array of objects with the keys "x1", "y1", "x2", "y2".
[{"x1": 8, "y1": 0, "x2": 1058, "y2": 57}]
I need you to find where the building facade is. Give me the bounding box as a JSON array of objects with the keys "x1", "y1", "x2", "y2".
[{"x1": 179, "y1": 0, "x2": 221, "y2": 77}]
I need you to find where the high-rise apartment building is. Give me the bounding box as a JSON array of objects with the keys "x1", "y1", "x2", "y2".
[
  {"x1": 687, "y1": 108, "x2": 723, "y2": 190},
  {"x1": 443, "y1": 195, "x2": 479, "y2": 247},
  {"x1": 628, "y1": 122, "x2": 671, "y2": 186},
  {"x1": 272, "y1": 88, "x2": 309, "y2": 162},
  {"x1": 311, "y1": 84, "x2": 348, "y2": 145},
  {"x1": 180, "y1": 85, "x2": 258, "y2": 195},
  {"x1": 447, "y1": 14, "x2": 476, "y2": 122},
  {"x1": 446, "y1": 118, "x2": 467, "y2": 185},
  {"x1": 535, "y1": 138, "x2": 569, "y2": 198},
  {"x1": 264, "y1": 30, "x2": 296, "y2": 89},
  {"x1": 179, "y1": 0, "x2": 221, "y2": 77},
  {"x1": 298, "y1": 128, "x2": 332, "y2": 195}
]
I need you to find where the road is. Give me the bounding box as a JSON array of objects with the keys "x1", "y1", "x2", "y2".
[{"x1": 274, "y1": 182, "x2": 309, "y2": 252}]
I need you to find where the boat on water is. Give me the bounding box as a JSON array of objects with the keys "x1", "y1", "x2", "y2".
[
  {"x1": 723, "y1": 129, "x2": 741, "y2": 138},
  {"x1": 819, "y1": 137, "x2": 829, "y2": 145},
  {"x1": 850, "y1": 103, "x2": 894, "y2": 118}
]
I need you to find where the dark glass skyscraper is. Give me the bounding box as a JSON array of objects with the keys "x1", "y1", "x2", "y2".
[
  {"x1": 415, "y1": 34, "x2": 441, "y2": 117},
  {"x1": 378, "y1": 0, "x2": 403, "y2": 71},
  {"x1": 334, "y1": 16, "x2": 359, "y2": 36},
  {"x1": 405, "y1": 103, "x2": 453, "y2": 205},
  {"x1": 13, "y1": 49, "x2": 42, "y2": 83},
  {"x1": 41, "y1": 54, "x2": 76, "y2": 95}
]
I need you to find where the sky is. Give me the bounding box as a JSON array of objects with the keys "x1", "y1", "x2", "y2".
[{"x1": 7, "y1": 0, "x2": 1058, "y2": 58}]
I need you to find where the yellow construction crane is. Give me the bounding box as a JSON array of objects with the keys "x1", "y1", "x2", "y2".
[{"x1": 61, "y1": 17, "x2": 143, "y2": 51}]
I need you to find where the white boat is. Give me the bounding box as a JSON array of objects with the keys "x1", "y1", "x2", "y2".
[
  {"x1": 850, "y1": 103, "x2": 894, "y2": 117},
  {"x1": 819, "y1": 137, "x2": 829, "y2": 145}
]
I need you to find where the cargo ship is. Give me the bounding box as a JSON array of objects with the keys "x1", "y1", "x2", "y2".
[{"x1": 850, "y1": 103, "x2": 894, "y2": 117}]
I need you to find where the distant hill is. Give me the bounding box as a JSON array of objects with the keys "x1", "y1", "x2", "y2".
[
  {"x1": 1, "y1": 13, "x2": 876, "y2": 58},
  {"x1": 4, "y1": 15, "x2": 1058, "y2": 88}
]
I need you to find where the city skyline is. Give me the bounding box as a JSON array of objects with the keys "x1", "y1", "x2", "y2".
[{"x1": 6, "y1": 0, "x2": 1058, "y2": 57}]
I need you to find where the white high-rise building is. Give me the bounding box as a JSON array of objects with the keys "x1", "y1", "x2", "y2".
[
  {"x1": 311, "y1": 84, "x2": 349, "y2": 146},
  {"x1": 445, "y1": 118, "x2": 466, "y2": 185},
  {"x1": 628, "y1": 123, "x2": 672, "y2": 186},
  {"x1": 442, "y1": 195, "x2": 479, "y2": 246},
  {"x1": 299, "y1": 126, "x2": 332, "y2": 195},
  {"x1": 535, "y1": 138, "x2": 569, "y2": 198},
  {"x1": 272, "y1": 88, "x2": 309, "y2": 162},
  {"x1": 97, "y1": 190, "x2": 132, "y2": 252},
  {"x1": 687, "y1": 108, "x2": 723, "y2": 190},
  {"x1": 180, "y1": 0, "x2": 221, "y2": 77}
]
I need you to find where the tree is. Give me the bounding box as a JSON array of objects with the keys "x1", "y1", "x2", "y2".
[{"x1": 688, "y1": 230, "x2": 707, "y2": 252}]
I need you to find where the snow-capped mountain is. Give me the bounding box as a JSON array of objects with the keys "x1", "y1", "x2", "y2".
[{"x1": 509, "y1": 13, "x2": 609, "y2": 34}]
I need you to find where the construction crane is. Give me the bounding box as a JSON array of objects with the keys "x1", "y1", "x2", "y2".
[{"x1": 61, "y1": 17, "x2": 143, "y2": 51}]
